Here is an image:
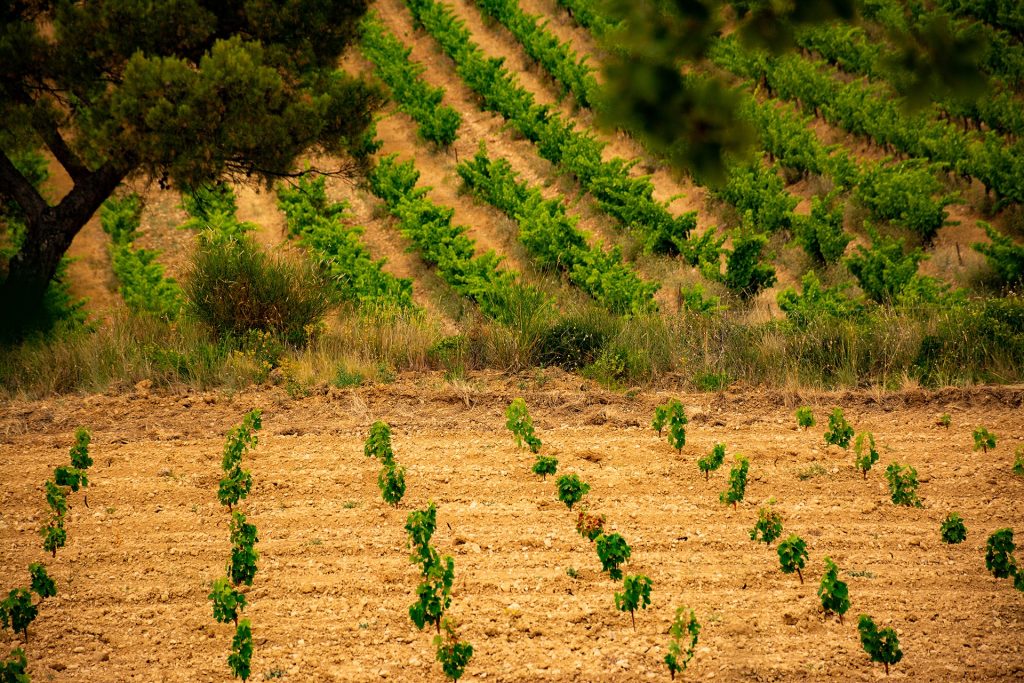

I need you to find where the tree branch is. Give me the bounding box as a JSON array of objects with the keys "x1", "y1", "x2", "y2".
[
  {"x1": 0, "y1": 151, "x2": 48, "y2": 221},
  {"x1": 223, "y1": 158, "x2": 361, "y2": 185},
  {"x1": 33, "y1": 118, "x2": 90, "y2": 183}
]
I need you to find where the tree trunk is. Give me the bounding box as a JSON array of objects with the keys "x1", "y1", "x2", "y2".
[{"x1": 0, "y1": 156, "x2": 125, "y2": 334}]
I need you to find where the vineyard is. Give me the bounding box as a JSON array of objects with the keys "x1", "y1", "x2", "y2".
[
  {"x1": 2, "y1": 0, "x2": 1024, "y2": 679},
  {"x1": 1, "y1": 381, "x2": 1023, "y2": 680}
]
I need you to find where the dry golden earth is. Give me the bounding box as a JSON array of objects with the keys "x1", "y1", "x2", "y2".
[{"x1": 1, "y1": 373, "x2": 1022, "y2": 681}]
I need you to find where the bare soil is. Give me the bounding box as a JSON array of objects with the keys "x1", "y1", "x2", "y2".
[{"x1": 2, "y1": 375, "x2": 1022, "y2": 681}]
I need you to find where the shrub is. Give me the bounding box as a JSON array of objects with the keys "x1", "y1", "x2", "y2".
[
  {"x1": 698, "y1": 443, "x2": 726, "y2": 480},
  {"x1": 378, "y1": 464, "x2": 407, "y2": 507},
  {"x1": 973, "y1": 221, "x2": 1024, "y2": 287},
  {"x1": 973, "y1": 427, "x2": 996, "y2": 454},
  {"x1": 228, "y1": 512, "x2": 259, "y2": 587},
  {"x1": 795, "y1": 406, "x2": 814, "y2": 428},
  {"x1": 652, "y1": 404, "x2": 669, "y2": 436},
  {"x1": 596, "y1": 533, "x2": 631, "y2": 581},
  {"x1": 679, "y1": 283, "x2": 721, "y2": 315},
  {"x1": 846, "y1": 229, "x2": 925, "y2": 304},
  {"x1": 505, "y1": 398, "x2": 542, "y2": 453},
  {"x1": 777, "y1": 271, "x2": 862, "y2": 328},
  {"x1": 228, "y1": 619, "x2": 253, "y2": 681},
  {"x1": 667, "y1": 403, "x2": 688, "y2": 453},
  {"x1": 365, "y1": 421, "x2": 395, "y2": 463},
  {"x1": 857, "y1": 614, "x2": 903, "y2": 675},
  {"x1": 536, "y1": 314, "x2": 609, "y2": 371},
  {"x1": 654, "y1": 399, "x2": 687, "y2": 452},
  {"x1": 614, "y1": 574, "x2": 652, "y2": 629},
  {"x1": 406, "y1": 503, "x2": 438, "y2": 572},
  {"x1": 0, "y1": 649, "x2": 28, "y2": 680},
  {"x1": 853, "y1": 431, "x2": 879, "y2": 479},
  {"x1": 719, "y1": 455, "x2": 750, "y2": 508},
  {"x1": 28, "y1": 564, "x2": 55, "y2": 601},
  {"x1": 817, "y1": 557, "x2": 850, "y2": 623},
  {"x1": 664, "y1": 605, "x2": 700, "y2": 680},
  {"x1": 434, "y1": 617, "x2": 473, "y2": 681},
  {"x1": 795, "y1": 195, "x2": 852, "y2": 265},
  {"x1": 777, "y1": 534, "x2": 809, "y2": 583},
  {"x1": 218, "y1": 410, "x2": 262, "y2": 511},
  {"x1": 938, "y1": 413, "x2": 951, "y2": 429},
  {"x1": 555, "y1": 474, "x2": 589, "y2": 511},
  {"x1": 823, "y1": 408, "x2": 854, "y2": 449},
  {"x1": 575, "y1": 507, "x2": 606, "y2": 542},
  {"x1": 721, "y1": 229, "x2": 777, "y2": 299},
  {"x1": 209, "y1": 577, "x2": 248, "y2": 626},
  {"x1": 985, "y1": 528, "x2": 1017, "y2": 579},
  {"x1": 750, "y1": 505, "x2": 783, "y2": 545},
  {"x1": 531, "y1": 455, "x2": 558, "y2": 480},
  {"x1": 185, "y1": 236, "x2": 331, "y2": 347},
  {"x1": 0, "y1": 589, "x2": 36, "y2": 640},
  {"x1": 885, "y1": 463, "x2": 922, "y2": 507},
  {"x1": 1014, "y1": 446, "x2": 1024, "y2": 477},
  {"x1": 410, "y1": 555, "x2": 455, "y2": 633},
  {"x1": 940, "y1": 513, "x2": 967, "y2": 545}
]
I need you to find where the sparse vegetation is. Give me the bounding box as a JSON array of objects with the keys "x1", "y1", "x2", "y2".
[
  {"x1": 719, "y1": 455, "x2": 750, "y2": 508},
  {"x1": 854, "y1": 431, "x2": 879, "y2": 479},
  {"x1": 595, "y1": 533, "x2": 631, "y2": 581},
  {"x1": 885, "y1": 463, "x2": 923, "y2": 507},
  {"x1": 778, "y1": 534, "x2": 809, "y2": 583},
  {"x1": 973, "y1": 427, "x2": 997, "y2": 454},
  {"x1": 556, "y1": 474, "x2": 590, "y2": 511},
  {"x1": 531, "y1": 455, "x2": 558, "y2": 480},
  {"x1": 858, "y1": 614, "x2": 903, "y2": 675},
  {"x1": 614, "y1": 574, "x2": 652, "y2": 629},
  {"x1": 795, "y1": 406, "x2": 814, "y2": 429},
  {"x1": 506, "y1": 398, "x2": 542, "y2": 453},
  {"x1": 940, "y1": 513, "x2": 967, "y2": 545},
  {"x1": 698, "y1": 443, "x2": 726, "y2": 480},
  {"x1": 817, "y1": 557, "x2": 850, "y2": 623},
  {"x1": 664, "y1": 605, "x2": 700, "y2": 680},
  {"x1": 824, "y1": 408, "x2": 854, "y2": 449},
  {"x1": 750, "y1": 504, "x2": 783, "y2": 545}
]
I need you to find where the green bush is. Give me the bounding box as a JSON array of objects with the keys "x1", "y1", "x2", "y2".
[
  {"x1": 817, "y1": 557, "x2": 850, "y2": 623},
  {"x1": 595, "y1": 532, "x2": 631, "y2": 580},
  {"x1": 777, "y1": 271, "x2": 862, "y2": 328},
  {"x1": 185, "y1": 236, "x2": 331, "y2": 347},
  {"x1": 973, "y1": 221, "x2": 1024, "y2": 287},
  {"x1": 664, "y1": 605, "x2": 700, "y2": 679},
  {"x1": 985, "y1": 528, "x2": 1017, "y2": 579},
  {"x1": 940, "y1": 512, "x2": 967, "y2": 544},
  {"x1": 750, "y1": 504, "x2": 783, "y2": 545},
  {"x1": 719, "y1": 455, "x2": 750, "y2": 508},
  {"x1": 858, "y1": 614, "x2": 902, "y2": 675},
  {"x1": 853, "y1": 431, "x2": 879, "y2": 478},
  {"x1": 698, "y1": 443, "x2": 726, "y2": 480},
  {"x1": 795, "y1": 406, "x2": 814, "y2": 428},
  {"x1": 973, "y1": 427, "x2": 997, "y2": 453},
  {"x1": 794, "y1": 195, "x2": 851, "y2": 265},
  {"x1": 824, "y1": 408, "x2": 854, "y2": 449},
  {"x1": 777, "y1": 534, "x2": 808, "y2": 583},
  {"x1": 614, "y1": 574, "x2": 652, "y2": 629},
  {"x1": 885, "y1": 463, "x2": 922, "y2": 507},
  {"x1": 720, "y1": 228, "x2": 777, "y2": 300},
  {"x1": 556, "y1": 474, "x2": 589, "y2": 511},
  {"x1": 846, "y1": 229, "x2": 925, "y2": 304}
]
